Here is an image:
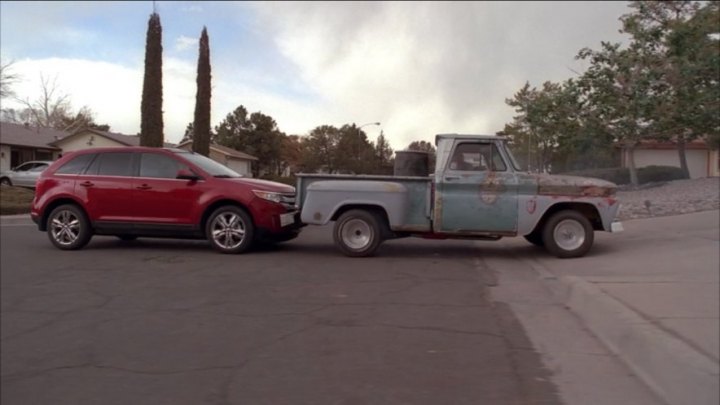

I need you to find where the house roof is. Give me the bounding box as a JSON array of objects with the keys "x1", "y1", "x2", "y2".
[
  {"x1": 177, "y1": 140, "x2": 258, "y2": 160},
  {"x1": 0, "y1": 122, "x2": 64, "y2": 150},
  {"x1": 614, "y1": 138, "x2": 710, "y2": 150}
]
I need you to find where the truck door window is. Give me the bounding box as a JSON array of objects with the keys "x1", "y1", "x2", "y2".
[{"x1": 449, "y1": 143, "x2": 506, "y2": 172}]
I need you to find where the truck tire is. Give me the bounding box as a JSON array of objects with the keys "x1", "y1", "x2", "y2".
[
  {"x1": 206, "y1": 206, "x2": 254, "y2": 254},
  {"x1": 542, "y1": 210, "x2": 594, "y2": 258},
  {"x1": 333, "y1": 209, "x2": 384, "y2": 257}
]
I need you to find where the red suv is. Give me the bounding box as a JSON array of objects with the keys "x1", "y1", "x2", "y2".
[{"x1": 31, "y1": 147, "x2": 302, "y2": 253}]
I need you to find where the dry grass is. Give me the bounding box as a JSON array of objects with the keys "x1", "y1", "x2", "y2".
[{"x1": 0, "y1": 185, "x2": 35, "y2": 215}]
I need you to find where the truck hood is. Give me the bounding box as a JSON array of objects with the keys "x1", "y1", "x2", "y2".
[
  {"x1": 223, "y1": 177, "x2": 295, "y2": 194},
  {"x1": 531, "y1": 173, "x2": 617, "y2": 197}
]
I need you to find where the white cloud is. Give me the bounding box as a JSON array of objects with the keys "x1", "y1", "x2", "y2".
[
  {"x1": 182, "y1": 5, "x2": 204, "y2": 13},
  {"x1": 4, "y1": 57, "x2": 196, "y2": 142},
  {"x1": 175, "y1": 35, "x2": 197, "y2": 52},
  {"x1": 250, "y1": 1, "x2": 629, "y2": 150},
  {"x1": 1, "y1": 2, "x2": 632, "y2": 152},
  {"x1": 2, "y1": 56, "x2": 330, "y2": 146}
]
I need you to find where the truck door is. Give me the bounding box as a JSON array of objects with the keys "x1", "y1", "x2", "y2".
[{"x1": 434, "y1": 141, "x2": 518, "y2": 234}]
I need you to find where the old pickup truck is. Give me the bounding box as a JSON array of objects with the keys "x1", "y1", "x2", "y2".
[{"x1": 296, "y1": 134, "x2": 623, "y2": 258}]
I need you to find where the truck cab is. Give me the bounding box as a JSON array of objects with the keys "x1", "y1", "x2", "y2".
[{"x1": 296, "y1": 134, "x2": 622, "y2": 258}]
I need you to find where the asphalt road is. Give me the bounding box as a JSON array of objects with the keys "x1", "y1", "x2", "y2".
[{"x1": 1, "y1": 218, "x2": 561, "y2": 405}]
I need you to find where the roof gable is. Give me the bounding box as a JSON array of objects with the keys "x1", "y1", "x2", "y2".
[{"x1": 176, "y1": 141, "x2": 258, "y2": 160}]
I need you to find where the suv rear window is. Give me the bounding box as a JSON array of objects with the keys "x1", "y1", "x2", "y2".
[
  {"x1": 55, "y1": 154, "x2": 96, "y2": 175},
  {"x1": 85, "y1": 152, "x2": 135, "y2": 177}
]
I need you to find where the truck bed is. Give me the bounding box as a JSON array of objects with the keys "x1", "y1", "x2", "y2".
[{"x1": 296, "y1": 173, "x2": 434, "y2": 231}]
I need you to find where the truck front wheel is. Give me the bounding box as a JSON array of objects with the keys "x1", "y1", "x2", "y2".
[
  {"x1": 542, "y1": 210, "x2": 594, "y2": 258},
  {"x1": 333, "y1": 209, "x2": 384, "y2": 257}
]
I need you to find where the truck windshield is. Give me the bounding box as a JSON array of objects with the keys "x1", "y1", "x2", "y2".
[{"x1": 504, "y1": 144, "x2": 523, "y2": 171}]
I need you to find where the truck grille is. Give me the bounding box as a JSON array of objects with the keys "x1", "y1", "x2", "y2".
[{"x1": 280, "y1": 192, "x2": 296, "y2": 210}]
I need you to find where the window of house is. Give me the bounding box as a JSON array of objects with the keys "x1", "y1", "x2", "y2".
[{"x1": 35, "y1": 150, "x2": 54, "y2": 161}]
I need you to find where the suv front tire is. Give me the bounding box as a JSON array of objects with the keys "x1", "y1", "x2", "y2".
[{"x1": 206, "y1": 206, "x2": 255, "y2": 254}]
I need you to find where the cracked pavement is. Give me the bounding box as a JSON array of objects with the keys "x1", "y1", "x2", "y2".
[{"x1": 2, "y1": 220, "x2": 560, "y2": 405}]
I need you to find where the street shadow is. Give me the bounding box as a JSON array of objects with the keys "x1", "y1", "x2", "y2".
[{"x1": 81, "y1": 233, "x2": 623, "y2": 261}]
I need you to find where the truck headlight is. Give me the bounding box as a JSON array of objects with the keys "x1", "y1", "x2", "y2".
[{"x1": 253, "y1": 190, "x2": 283, "y2": 203}]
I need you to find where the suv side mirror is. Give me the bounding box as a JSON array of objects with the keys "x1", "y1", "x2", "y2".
[{"x1": 177, "y1": 169, "x2": 201, "y2": 181}]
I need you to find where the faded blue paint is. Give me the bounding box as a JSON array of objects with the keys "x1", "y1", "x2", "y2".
[
  {"x1": 296, "y1": 135, "x2": 622, "y2": 239},
  {"x1": 435, "y1": 170, "x2": 518, "y2": 233}
]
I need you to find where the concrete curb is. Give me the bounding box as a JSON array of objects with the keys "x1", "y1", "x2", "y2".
[
  {"x1": 0, "y1": 214, "x2": 31, "y2": 219},
  {"x1": 557, "y1": 276, "x2": 719, "y2": 405}
]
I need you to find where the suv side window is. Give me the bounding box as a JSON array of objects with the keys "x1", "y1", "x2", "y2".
[
  {"x1": 56, "y1": 154, "x2": 96, "y2": 175},
  {"x1": 85, "y1": 152, "x2": 135, "y2": 177},
  {"x1": 139, "y1": 153, "x2": 186, "y2": 179}
]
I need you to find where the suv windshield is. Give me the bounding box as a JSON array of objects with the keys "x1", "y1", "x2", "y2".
[{"x1": 175, "y1": 151, "x2": 242, "y2": 178}]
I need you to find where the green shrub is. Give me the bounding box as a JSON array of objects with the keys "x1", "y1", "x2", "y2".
[
  {"x1": 560, "y1": 167, "x2": 630, "y2": 185},
  {"x1": 560, "y1": 165, "x2": 687, "y2": 185},
  {"x1": 637, "y1": 165, "x2": 687, "y2": 183}
]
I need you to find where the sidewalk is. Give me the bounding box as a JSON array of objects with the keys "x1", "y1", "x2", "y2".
[{"x1": 530, "y1": 210, "x2": 719, "y2": 405}]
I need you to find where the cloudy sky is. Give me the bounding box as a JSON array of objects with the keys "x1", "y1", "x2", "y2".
[{"x1": 0, "y1": 1, "x2": 630, "y2": 149}]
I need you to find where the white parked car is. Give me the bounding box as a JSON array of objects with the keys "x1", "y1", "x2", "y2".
[{"x1": 0, "y1": 160, "x2": 53, "y2": 188}]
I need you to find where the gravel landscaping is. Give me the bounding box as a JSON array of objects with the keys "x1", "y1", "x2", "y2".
[{"x1": 616, "y1": 178, "x2": 720, "y2": 220}]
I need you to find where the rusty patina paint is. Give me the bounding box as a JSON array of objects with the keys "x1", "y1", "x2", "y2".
[
  {"x1": 534, "y1": 174, "x2": 616, "y2": 198},
  {"x1": 478, "y1": 171, "x2": 506, "y2": 205}
]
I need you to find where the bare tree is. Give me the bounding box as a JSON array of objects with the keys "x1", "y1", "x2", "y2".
[
  {"x1": 1, "y1": 73, "x2": 106, "y2": 131},
  {"x1": 0, "y1": 60, "x2": 19, "y2": 99}
]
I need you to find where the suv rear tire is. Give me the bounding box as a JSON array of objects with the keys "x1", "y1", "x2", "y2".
[{"x1": 47, "y1": 204, "x2": 93, "y2": 250}]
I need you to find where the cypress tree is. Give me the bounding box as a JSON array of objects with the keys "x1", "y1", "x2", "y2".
[
  {"x1": 192, "y1": 27, "x2": 211, "y2": 156},
  {"x1": 140, "y1": 13, "x2": 164, "y2": 147}
]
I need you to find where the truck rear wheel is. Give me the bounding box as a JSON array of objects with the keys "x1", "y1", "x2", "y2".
[
  {"x1": 333, "y1": 209, "x2": 384, "y2": 257},
  {"x1": 542, "y1": 210, "x2": 593, "y2": 258}
]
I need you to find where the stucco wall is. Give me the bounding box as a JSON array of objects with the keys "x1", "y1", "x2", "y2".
[
  {"x1": 56, "y1": 132, "x2": 127, "y2": 153},
  {"x1": 205, "y1": 150, "x2": 251, "y2": 177},
  {"x1": 226, "y1": 160, "x2": 251, "y2": 176},
  {"x1": 710, "y1": 150, "x2": 719, "y2": 177},
  {"x1": 633, "y1": 149, "x2": 709, "y2": 179},
  {"x1": 0, "y1": 145, "x2": 10, "y2": 172}
]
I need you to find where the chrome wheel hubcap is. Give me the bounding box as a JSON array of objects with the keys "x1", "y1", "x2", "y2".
[
  {"x1": 211, "y1": 212, "x2": 245, "y2": 249},
  {"x1": 341, "y1": 219, "x2": 372, "y2": 250},
  {"x1": 51, "y1": 210, "x2": 80, "y2": 246},
  {"x1": 554, "y1": 219, "x2": 585, "y2": 251}
]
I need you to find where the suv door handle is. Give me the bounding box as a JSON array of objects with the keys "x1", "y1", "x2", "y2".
[
  {"x1": 136, "y1": 184, "x2": 152, "y2": 190},
  {"x1": 444, "y1": 176, "x2": 460, "y2": 181},
  {"x1": 79, "y1": 181, "x2": 94, "y2": 187}
]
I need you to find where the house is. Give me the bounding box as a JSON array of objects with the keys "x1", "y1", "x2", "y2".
[
  {"x1": 0, "y1": 122, "x2": 63, "y2": 171},
  {"x1": 49, "y1": 127, "x2": 138, "y2": 151},
  {"x1": 619, "y1": 138, "x2": 720, "y2": 179},
  {"x1": 176, "y1": 141, "x2": 257, "y2": 177},
  {"x1": 1, "y1": 123, "x2": 258, "y2": 177}
]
